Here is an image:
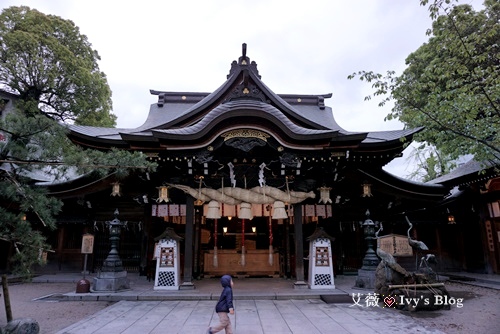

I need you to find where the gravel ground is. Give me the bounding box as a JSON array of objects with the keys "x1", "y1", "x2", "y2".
[
  {"x1": 0, "y1": 282, "x2": 113, "y2": 334},
  {"x1": 0, "y1": 280, "x2": 499, "y2": 334},
  {"x1": 400, "y1": 282, "x2": 500, "y2": 334}
]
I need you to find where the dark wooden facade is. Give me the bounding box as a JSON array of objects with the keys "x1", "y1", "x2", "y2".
[{"x1": 428, "y1": 160, "x2": 500, "y2": 274}]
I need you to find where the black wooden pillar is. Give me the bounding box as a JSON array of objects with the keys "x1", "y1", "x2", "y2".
[
  {"x1": 139, "y1": 205, "x2": 151, "y2": 276},
  {"x1": 293, "y1": 204, "x2": 307, "y2": 288},
  {"x1": 193, "y1": 206, "x2": 202, "y2": 279},
  {"x1": 285, "y1": 218, "x2": 291, "y2": 278},
  {"x1": 180, "y1": 196, "x2": 195, "y2": 289}
]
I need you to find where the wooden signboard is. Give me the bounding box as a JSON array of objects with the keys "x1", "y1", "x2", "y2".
[
  {"x1": 81, "y1": 234, "x2": 94, "y2": 254},
  {"x1": 378, "y1": 234, "x2": 413, "y2": 256}
]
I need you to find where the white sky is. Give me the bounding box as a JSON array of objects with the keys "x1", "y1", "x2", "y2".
[{"x1": 1, "y1": 0, "x2": 484, "y2": 178}]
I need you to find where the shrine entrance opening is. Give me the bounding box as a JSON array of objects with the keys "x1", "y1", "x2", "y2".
[{"x1": 202, "y1": 215, "x2": 282, "y2": 278}]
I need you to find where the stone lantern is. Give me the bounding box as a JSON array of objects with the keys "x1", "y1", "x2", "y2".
[
  {"x1": 355, "y1": 210, "x2": 380, "y2": 289},
  {"x1": 92, "y1": 209, "x2": 130, "y2": 292}
]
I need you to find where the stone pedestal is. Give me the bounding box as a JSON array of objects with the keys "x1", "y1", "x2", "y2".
[
  {"x1": 92, "y1": 271, "x2": 130, "y2": 292},
  {"x1": 179, "y1": 282, "x2": 195, "y2": 290},
  {"x1": 355, "y1": 268, "x2": 376, "y2": 290},
  {"x1": 294, "y1": 280, "x2": 308, "y2": 289}
]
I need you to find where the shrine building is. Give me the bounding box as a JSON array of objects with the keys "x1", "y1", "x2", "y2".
[{"x1": 10, "y1": 44, "x2": 495, "y2": 286}]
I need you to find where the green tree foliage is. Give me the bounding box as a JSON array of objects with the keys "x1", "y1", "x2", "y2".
[
  {"x1": 349, "y1": 0, "x2": 500, "y2": 172},
  {"x1": 406, "y1": 144, "x2": 454, "y2": 181},
  {"x1": 0, "y1": 6, "x2": 156, "y2": 276},
  {"x1": 0, "y1": 6, "x2": 116, "y2": 126}
]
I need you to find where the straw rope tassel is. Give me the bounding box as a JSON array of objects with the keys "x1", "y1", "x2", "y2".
[
  {"x1": 213, "y1": 218, "x2": 218, "y2": 267},
  {"x1": 241, "y1": 218, "x2": 246, "y2": 266},
  {"x1": 285, "y1": 176, "x2": 290, "y2": 202},
  {"x1": 213, "y1": 247, "x2": 218, "y2": 267},
  {"x1": 241, "y1": 245, "x2": 246, "y2": 267},
  {"x1": 269, "y1": 216, "x2": 274, "y2": 266}
]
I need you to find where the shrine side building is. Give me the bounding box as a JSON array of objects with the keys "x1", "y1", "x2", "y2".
[{"x1": 2, "y1": 45, "x2": 498, "y2": 282}]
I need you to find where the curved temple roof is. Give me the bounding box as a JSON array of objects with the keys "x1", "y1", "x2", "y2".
[
  {"x1": 68, "y1": 44, "x2": 421, "y2": 154},
  {"x1": 52, "y1": 46, "x2": 448, "y2": 212}
]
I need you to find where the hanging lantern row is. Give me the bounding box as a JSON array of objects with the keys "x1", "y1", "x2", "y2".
[
  {"x1": 109, "y1": 170, "x2": 376, "y2": 202},
  {"x1": 112, "y1": 181, "x2": 372, "y2": 207},
  {"x1": 147, "y1": 155, "x2": 346, "y2": 163},
  {"x1": 149, "y1": 203, "x2": 332, "y2": 220},
  {"x1": 110, "y1": 183, "x2": 171, "y2": 203},
  {"x1": 213, "y1": 223, "x2": 258, "y2": 235}
]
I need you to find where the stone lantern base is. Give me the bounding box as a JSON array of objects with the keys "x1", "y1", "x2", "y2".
[
  {"x1": 355, "y1": 268, "x2": 376, "y2": 290},
  {"x1": 92, "y1": 271, "x2": 130, "y2": 292}
]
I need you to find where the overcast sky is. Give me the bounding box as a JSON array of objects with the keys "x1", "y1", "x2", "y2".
[{"x1": 1, "y1": 0, "x2": 483, "y2": 178}]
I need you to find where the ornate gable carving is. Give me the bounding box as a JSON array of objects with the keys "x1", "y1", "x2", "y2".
[
  {"x1": 221, "y1": 129, "x2": 269, "y2": 152},
  {"x1": 225, "y1": 82, "x2": 267, "y2": 103}
]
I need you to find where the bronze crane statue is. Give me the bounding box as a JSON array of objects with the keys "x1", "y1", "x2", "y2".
[
  {"x1": 405, "y1": 215, "x2": 429, "y2": 270},
  {"x1": 419, "y1": 253, "x2": 437, "y2": 270}
]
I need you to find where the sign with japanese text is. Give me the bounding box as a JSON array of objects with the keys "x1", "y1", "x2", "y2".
[{"x1": 81, "y1": 234, "x2": 94, "y2": 254}]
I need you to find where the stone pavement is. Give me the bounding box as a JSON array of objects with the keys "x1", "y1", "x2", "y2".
[
  {"x1": 56, "y1": 298, "x2": 444, "y2": 334},
  {"x1": 4, "y1": 271, "x2": 499, "y2": 333},
  {"x1": 35, "y1": 274, "x2": 456, "y2": 334},
  {"x1": 35, "y1": 274, "x2": 355, "y2": 302}
]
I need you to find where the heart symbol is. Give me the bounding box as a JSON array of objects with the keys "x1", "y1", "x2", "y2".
[{"x1": 384, "y1": 296, "x2": 396, "y2": 307}]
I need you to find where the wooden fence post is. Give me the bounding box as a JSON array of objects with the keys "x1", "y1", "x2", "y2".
[{"x1": 1, "y1": 274, "x2": 13, "y2": 322}]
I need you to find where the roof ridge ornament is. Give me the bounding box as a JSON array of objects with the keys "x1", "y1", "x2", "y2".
[
  {"x1": 239, "y1": 43, "x2": 249, "y2": 65},
  {"x1": 242, "y1": 43, "x2": 247, "y2": 59},
  {"x1": 227, "y1": 43, "x2": 261, "y2": 79}
]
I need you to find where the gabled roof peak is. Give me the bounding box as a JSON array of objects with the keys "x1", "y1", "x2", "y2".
[{"x1": 227, "y1": 43, "x2": 261, "y2": 79}]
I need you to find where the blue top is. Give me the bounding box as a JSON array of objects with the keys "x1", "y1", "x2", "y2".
[{"x1": 215, "y1": 275, "x2": 234, "y2": 313}]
